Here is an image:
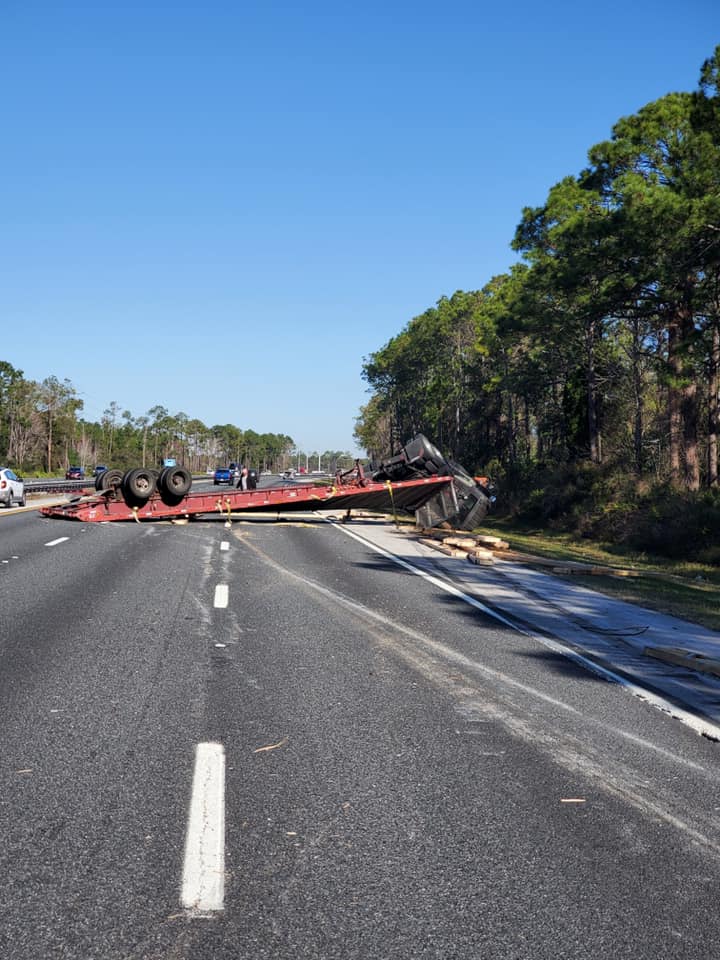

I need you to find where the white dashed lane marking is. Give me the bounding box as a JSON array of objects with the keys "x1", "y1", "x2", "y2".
[
  {"x1": 220, "y1": 542, "x2": 230, "y2": 552},
  {"x1": 214, "y1": 584, "x2": 229, "y2": 608},
  {"x1": 45, "y1": 537, "x2": 69, "y2": 547},
  {"x1": 181, "y1": 742, "x2": 226, "y2": 914}
]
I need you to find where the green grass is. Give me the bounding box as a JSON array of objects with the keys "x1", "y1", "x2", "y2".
[{"x1": 478, "y1": 516, "x2": 720, "y2": 633}]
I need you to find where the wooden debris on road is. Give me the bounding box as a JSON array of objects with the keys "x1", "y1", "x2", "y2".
[
  {"x1": 443, "y1": 536, "x2": 479, "y2": 550},
  {"x1": 475, "y1": 534, "x2": 509, "y2": 550},
  {"x1": 419, "y1": 538, "x2": 468, "y2": 558},
  {"x1": 253, "y1": 738, "x2": 288, "y2": 754},
  {"x1": 643, "y1": 646, "x2": 720, "y2": 678},
  {"x1": 468, "y1": 549, "x2": 495, "y2": 565},
  {"x1": 413, "y1": 526, "x2": 671, "y2": 582},
  {"x1": 414, "y1": 527, "x2": 651, "y2": 578},
  {"x1": 551, "y1": 564, "x2": 641, "y2": 577}
]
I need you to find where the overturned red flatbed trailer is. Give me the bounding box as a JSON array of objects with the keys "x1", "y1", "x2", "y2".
[
  {"x1": 41, "y1": 434, "x2": 492, "y2": 528},
  {"x1": 40, "y1": 475, "x2": 455, "y2": 523}
]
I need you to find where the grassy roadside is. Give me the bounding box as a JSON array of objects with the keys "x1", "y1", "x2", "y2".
[{"x1": 477, "y1": 517, "x2": 720, "y2": 633}]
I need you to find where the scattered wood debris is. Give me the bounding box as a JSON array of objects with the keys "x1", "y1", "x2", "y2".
[
  {"x1": 416, "y1": 527, "x2": 513, "y2": 565},
  {"x1": 253, "y1": 738, "x2": 288, "y2": 754},
  {"x1": 476, "y1": 535, "x2": 510, "y2": 550},
  {"x1": 643, "y1": 646, "x2": 720, "y2": 678},
  {"x1": 414, "y1": 526, "x2": 650, "y2": 578},
  {"x1": 468, "y1": 548, "x2": 495, "y2": 565},
  {"x1": 551, "y1": 564, "x2": 641, "y2": 577},
  {"x1": 419, "y1": 539, "x2": 467, "y2": 558}
]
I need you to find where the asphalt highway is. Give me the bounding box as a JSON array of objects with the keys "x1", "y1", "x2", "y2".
[{"x1": 2, "y1": 505, "x2": 720, "y2": 959}]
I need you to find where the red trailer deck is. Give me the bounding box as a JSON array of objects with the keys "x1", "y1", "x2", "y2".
[
  {"x1": 40, "y1": 474, "x2": 455, "y2": 523},
  {"x1": 40, "y1": 434, "x2": 492, "y2": 529}
]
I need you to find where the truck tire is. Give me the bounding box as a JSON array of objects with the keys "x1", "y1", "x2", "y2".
[
  {"x1": 159, "y1": 466, "x2": 192, "y2": 498},
  {"x1": 122, "y1": 468, "x2": 157, "y2": 501},
  {"x1": 95, "y1": 468, "x2": 124, "y2": 492}
]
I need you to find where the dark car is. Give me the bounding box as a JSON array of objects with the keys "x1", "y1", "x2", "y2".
[
  {"x1": 66, "y1": 466, "x2": 85, "y2": 480},
  {"x1": 213, "y1": 467, "x2": 233, "y2": 485},
  {"x1": 93, "y1": 464, "x2": 108, "y2": 477}
]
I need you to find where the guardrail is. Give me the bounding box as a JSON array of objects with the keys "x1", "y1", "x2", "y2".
[{"x1": 25, "y1": 479, "x2": 90, "y2": 493}]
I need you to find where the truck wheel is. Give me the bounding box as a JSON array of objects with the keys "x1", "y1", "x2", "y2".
[
  {"x1": 96, "y1": 469, "x2": 123, "y2": 491},
  {"x1": 122, "y1": 468, "x2": 157, "y2": 501},
  {"x1": 159, "y1": 466, "x2": 192, "y2": 498}
]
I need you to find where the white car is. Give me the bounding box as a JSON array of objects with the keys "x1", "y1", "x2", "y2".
[{"x1": 0, "y1": 468, "x2": 26, "y2": 508}]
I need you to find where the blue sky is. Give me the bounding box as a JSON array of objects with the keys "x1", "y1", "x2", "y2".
[{"x1": 1, "y1": 1, "x2": 716, "y2": 454}]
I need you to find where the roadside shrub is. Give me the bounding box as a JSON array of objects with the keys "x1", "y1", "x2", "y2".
[
  {"x1": 497, "y1": 461, "x2": 623, "y2": 526},
  {"x1": 490, "y1": 459, "x2": 720, "y2": 563},
  {"x1": 607, "y1": 487, "x2": 720, "y2": 560}
]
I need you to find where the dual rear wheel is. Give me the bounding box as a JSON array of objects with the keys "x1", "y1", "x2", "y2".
[{"x1": 94, "y1": 466, "x2": 192, "y2": 502}]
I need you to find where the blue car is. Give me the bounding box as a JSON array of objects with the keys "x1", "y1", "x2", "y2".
[{"x1": 213, "y1": 467, "x2": 233, "y2": 485}]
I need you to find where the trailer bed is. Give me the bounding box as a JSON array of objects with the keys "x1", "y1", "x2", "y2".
[{"x1": 40, "y1": 475, "x2": 454, "y2": 523}]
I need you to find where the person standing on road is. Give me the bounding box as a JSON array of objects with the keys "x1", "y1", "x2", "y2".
[{"x1": 237, "y1": 466, "x2": 249, "y2": 491}]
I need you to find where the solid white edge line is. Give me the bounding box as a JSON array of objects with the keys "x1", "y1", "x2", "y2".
[
  {"x1": 327, "y1": 519, "x2": 720, "y2": 742},
  {"x1": 181, "y1": 742, "x2": 226, "y2": 914},
  {"x1": 214, "y1": 584, "x2": 229, "y2": 608},
  {"x1": 45, "y1": 537, "x2": 70, "y2": 547}
]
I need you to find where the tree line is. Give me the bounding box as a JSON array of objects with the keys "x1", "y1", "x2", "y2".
[
  {"x1": 356, "y1": 48, "x2": 720, "y2": 498},
  {"x1": 0, "y1": 362, "x2": 352, "y2": 476}
]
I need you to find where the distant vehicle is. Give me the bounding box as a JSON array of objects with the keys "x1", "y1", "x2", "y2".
[
  {"x1": 65, "y1": 466, "x2": 85, "y2": 480},
  {"x1": 162, "y1": 458, "x2": 177, "y2": 468},
  {"x1": 93, "y1": 465, "x2": 108, "y2": 477},
  {"x1": 213, "y1": 467, "x2": 233, "y2": 485},
  {"x1": 0, "y1": 467, "x2": 25, "y2": 508}
]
